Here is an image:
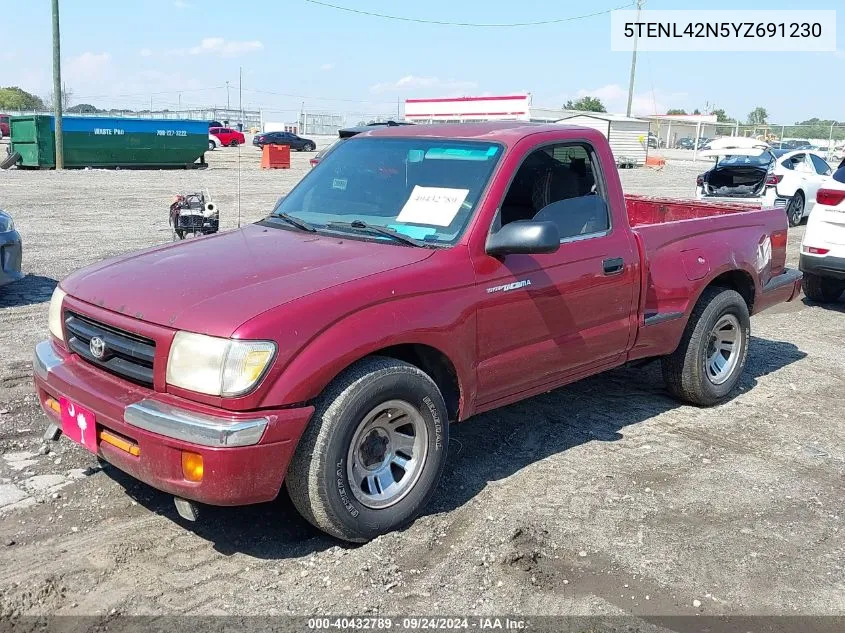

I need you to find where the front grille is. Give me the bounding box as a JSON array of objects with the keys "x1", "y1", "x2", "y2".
[{"x1": 64, "y1": 312, "x2": 155, "y2": 387}]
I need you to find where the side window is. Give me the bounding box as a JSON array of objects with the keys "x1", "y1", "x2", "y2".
[
  {"x1": 810, "y1": 154, "x2": 832, "y2": 176},
  {"x1": 790, "y1": 154, "x2": 810, "y2": 172},
  {"x1": 210, "y1": 127, "x2": 220, "y2": 135},
  {"x1": 497, "y1": 142, "x2": 609, "y2": 240}
]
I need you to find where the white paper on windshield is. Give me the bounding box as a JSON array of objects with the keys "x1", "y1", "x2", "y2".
[{"x1": 395, "y1": 186, "x2": 469, "y2": 227}]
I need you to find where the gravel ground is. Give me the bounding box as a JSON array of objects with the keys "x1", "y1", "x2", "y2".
[{"x1": 0, "y1": 141, "x2": 843, "y2": 621}]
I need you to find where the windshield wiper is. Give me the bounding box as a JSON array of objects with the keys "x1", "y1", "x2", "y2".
[
  {"x1": 325, "y1": 220, "x2": 426, "y2": 247},
  {"x1": 272, "y1": 212, "x2": 316, "y2": 232}
]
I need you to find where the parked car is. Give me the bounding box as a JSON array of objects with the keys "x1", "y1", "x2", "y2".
[
  {"x1": 34, "y1": 122, "x2": 801, "y2": 542},
  {"x1": 800, "y1": 162, "x2": 845, "y2": 302},
  {"x1": 310, "y1": 121, "x2": 415, "y2": 168},
  {"x1": 778, "y1": 139, "x2": 812, "y2": 150},
  {"x1": 0, "y1": 114, "x2": 9, "y2": 140},
  {"x1": 208, "y1": 133, "x2": 221, "y2": 150},
  {"x1": 253, "y1": 131, "x2": 315, "y2": 151},
  {"x1": 0, "y1": 210, "x2": 22, "y2": 288},
  {"x1": 209, "y1": 126, "x2": 245, "y2": 148},
  {"x1": 675, "y1": 137, "x2": 695, "y2": 150},
  {"x1": 696, "y1": 137, "x2": 832, "y2": 226},
  {"x1": 647, "y1": 132, "x2": 658, "y2": 149}
]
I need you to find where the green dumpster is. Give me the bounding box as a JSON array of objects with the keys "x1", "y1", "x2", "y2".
[{"x1": 8, "y1": 115, "x2": 209, "y2": 168}]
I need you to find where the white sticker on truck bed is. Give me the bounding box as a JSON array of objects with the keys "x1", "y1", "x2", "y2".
[{"x1": 396, "y1": 186, "x2": 469, "y2": 227}]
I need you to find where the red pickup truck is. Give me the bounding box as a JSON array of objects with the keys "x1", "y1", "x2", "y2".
[{"x1": 34, "y1": 123, "x2": 802, "y2": 542}]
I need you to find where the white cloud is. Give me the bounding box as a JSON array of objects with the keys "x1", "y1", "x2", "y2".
[
  {"x1": 189, "y1": 37, "x2": 263, "y2": 57},
  {"x1": 174, "y1": 0, "x2": 193, "y2": 7},
  {"x1": 566, "y1": 83, "x2": 687, "y2": 117},
  {"x1": 139, "y1": 48, "x2": 153, "y2": 57},
  {"x1": 66, "y1": 52, "x2": 112, "y2": 83},
  {"x1": 370, "y1": 75, "x2": 477, "y2": 95},
  {"x1": 320, "y1": 62, "x2": 336, "y2": 71}
]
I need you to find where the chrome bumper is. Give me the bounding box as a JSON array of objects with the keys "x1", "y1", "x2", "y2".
[
  {"x1": 33, "y1": 340, "x2": 63, "y2": 379},
  {"x1": 34, "y1": 340, "x2": 268, "y2": 448},
  {"x1": 124, "y1": 400, "x2": 268, "y2": 447}
]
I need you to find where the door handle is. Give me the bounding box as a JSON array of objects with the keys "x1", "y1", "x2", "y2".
[{"x1": 603, "y1": 257, "x2": 625, "y2": 275}]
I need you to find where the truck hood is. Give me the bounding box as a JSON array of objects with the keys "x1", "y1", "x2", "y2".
[{"x1": 62, "y1": 223, "x2": 434, "y2": 336}]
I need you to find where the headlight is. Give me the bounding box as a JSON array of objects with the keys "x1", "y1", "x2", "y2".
[
  {"x1": 166, "y1": 332, "x2": 276, "y2": 397},
  {"x1": 0, "y1": 213, "x2": 13, "y2": 232},
  {"x1": 48, "y1": 287, "x2": 67, "y2": 341}
]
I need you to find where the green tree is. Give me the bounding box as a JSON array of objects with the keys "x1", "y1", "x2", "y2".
[
  {"x1": 710, "y1": 108, "x2": 734, "y2": 123},
  {"x1": 692, "y1": 108, "x2": 701, "y2": 115},
  {"x1": 746, "y1": 106, "x2": 768, "y2": 126},
  {"x1": 67, "y1": 103, "x2": 102, "y2": 114},
  {"x1": 564, "y1": 96, "x2": 606, "y2": 112},
  {"x1": 0, "y1": 86, "x2": 44, "y2": 110},
  {"x1": 666, "y1": 108, "x2": 687, "y2": 115}
]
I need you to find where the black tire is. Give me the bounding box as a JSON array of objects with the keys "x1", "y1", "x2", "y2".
[
  {"x1": 661, "y1": 287, "x2": 750, "y2": 406},
  {"x1": 287, "y1": 356, "x2": 449, "y2": 542},
  {"x1": 229, "y1": 140, "x2": 239, "y2": 147},
  {"x1": 1, "y1": 151, "x2": 21, "y2": 170},
  {"x1": 786, "y1": 191, "x2": 805, "y2": 227},
  {"x1": 303, "y1": 142, "x2": 315, "y2": 152},
  {"x1": 208, "y1": 140, "x2": 216, "y2": 151},
  {"x1": 802, "y1": 273, "x2": 845, "y2": 303}
]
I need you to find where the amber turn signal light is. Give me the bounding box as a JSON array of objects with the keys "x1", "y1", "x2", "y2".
[{"x1": 181, "y1": 451, "x2": 204, "y2": 482}]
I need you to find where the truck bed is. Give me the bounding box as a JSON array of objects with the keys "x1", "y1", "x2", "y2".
[
  {"x1": 625, "y1": 194, "x2": 791, "y2": 362},
  {"x1": 625, "y1": 194, "x2": 764, "y2": 226}
]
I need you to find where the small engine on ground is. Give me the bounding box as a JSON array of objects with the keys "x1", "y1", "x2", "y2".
[{"x1": 169, "y1": 192, "x2": 219, "y2": 239}]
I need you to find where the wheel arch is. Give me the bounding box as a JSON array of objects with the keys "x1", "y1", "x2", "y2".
[{"x1": 701, "y1": 268, "x2": 756, "y2": 313}]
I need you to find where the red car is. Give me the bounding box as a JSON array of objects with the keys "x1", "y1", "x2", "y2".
[
  {"x1": 35, "y1": 122, "x2": 801, "y2": 542},
  {"x1": 209, "y1": 126, "x2": 245, "y2": 148},
  {"x1": 0, "y1": 115, "x2": 10, "y2": 139}
]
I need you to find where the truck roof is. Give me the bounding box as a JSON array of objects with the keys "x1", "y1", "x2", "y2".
[{"x1": 361, "y1": 121, "x2": 587, "y2": 144}]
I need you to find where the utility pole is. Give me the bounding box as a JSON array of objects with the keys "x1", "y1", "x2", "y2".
[
  {"x1": 51, "y1": 0, "x2": 64, "y2": 169},
  {"x1": 226, "y1": 81, "x2": 230, "y2": 110},
  {"x1": 178, "y1": 92, "x2": 182, "y2": 109},
  {"x1": 625, "y1": 0, "x2": 644, "y2": 118},
  {"x1": 239, "y1": 66, "x2": 243, "y2": 129}
]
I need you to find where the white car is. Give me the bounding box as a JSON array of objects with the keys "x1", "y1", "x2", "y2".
[
  {"x1": 208, "y1": 133, "x2": 221, "y2": 150},
  {"x1": 696, "y1": 137, "x2": 833, "y2": 226},
  {"x1": 799, "y1": 162, "x2": 845, "y2": 302}
]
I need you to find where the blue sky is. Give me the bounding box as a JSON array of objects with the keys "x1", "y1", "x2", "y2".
[{"x1": 4, "y1": 0, "x2": 842, "y2": 123}]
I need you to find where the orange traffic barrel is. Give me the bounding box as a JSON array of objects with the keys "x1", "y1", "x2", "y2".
[{"x1": 261, "y1": 144, "x2": 291, "y2": 169}]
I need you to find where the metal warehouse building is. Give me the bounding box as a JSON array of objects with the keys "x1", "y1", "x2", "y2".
[{"x1": 556, "y1": 112, "x2": 651, "y2": 166}]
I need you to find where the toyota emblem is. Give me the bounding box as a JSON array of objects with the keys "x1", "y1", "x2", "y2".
[{"x1": 89, "y1": 336, "x2": 106, "y2": 360}]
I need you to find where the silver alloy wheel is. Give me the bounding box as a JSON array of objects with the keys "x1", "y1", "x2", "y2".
[
  {"x1": 789, "y1": 194, "x2": 804, "y2": 225},
  {"x1": 346, "y1": 399, "x2": 429, "y2": 509},
  {"x1": 705, "y1": 314, "x2": 742, "y2": 385}
]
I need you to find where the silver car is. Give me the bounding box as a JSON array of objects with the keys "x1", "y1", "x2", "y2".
[{"x1": 0, "y1": 210, "x2": 22, "y2": 287}]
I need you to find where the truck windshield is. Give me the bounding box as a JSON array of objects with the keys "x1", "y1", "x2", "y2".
[{"x1": 271, "y1": 137, "x2": 502, "y2": 245}]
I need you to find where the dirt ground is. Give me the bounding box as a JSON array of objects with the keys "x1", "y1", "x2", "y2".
[{"x1": 1, "y1": 139, "x2": 844, "y2": 622}]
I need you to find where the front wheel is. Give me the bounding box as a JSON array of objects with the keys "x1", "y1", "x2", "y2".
[
  {"x1": 786, "y1": 191, "x2": 805, "y2": 227},
  {"x1": 286, "y1": 357, "x2": 448, "y2": 542},
  {"x1": 208, "y1": 140, "x2": 216, "y2": 151},
  {"x1": 662, "y1": 287, "x2": 750, "y2": 406},
  {"x1": 803, "y1": 273, "x2": 845, "y2": 303}
]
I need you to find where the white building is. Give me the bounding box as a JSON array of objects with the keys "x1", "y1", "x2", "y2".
[
  {"x1": 556, "y1": 112, "x2": 651, "y2": 166},
  {"x1": 403, "y1": 95, "x2": 568, "y2": 124}
]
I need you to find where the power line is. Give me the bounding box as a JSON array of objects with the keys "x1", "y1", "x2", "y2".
[
  {"x1": 242, "y1": 87, "x2": 396, "y2": 105},
  {"x1": 303, "y1": 0, "x2": 634, "y2": 27},
  {"x1": 73, "y1": 86, "x2": 226, "y2": 101}
]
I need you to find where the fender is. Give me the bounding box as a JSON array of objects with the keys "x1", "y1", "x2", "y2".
[{"x1": 257, "y1": 281, "x2": 479, "y2": 418}]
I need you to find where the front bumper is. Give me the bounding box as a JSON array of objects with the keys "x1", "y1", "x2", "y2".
[
  {"x1": 800, "y1": 254, "x2": 845, "y2": 280},
  {"x1": 0, "y1": 229, "x2": 23, "y2": 287},
  {"x1": 33, "y1": 340, "x2": 314, "y2": 506}
]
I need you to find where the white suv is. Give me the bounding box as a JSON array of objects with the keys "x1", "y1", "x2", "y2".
[{"x1": 800, "y1": 160, "x2": 845, "y2": 302}]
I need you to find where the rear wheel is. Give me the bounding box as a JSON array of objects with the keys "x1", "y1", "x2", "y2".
[
  {"x1": 229, "y1": 140, "x2": 239, "y2": 147},
  {"x1": 802, "y1": 273, "x2": 845, "y2": 303},
  {"x1": 303, "y1": 142, "x2": 315, "y2": 152},
  {"x1": 662, "y1": 287, "x2": 750, "y2": 406},
  {"x1": 786, "y1": 191, "x2": 805, "y2": 227},
  {"x1": 286, "y1": 357, "x2": 448, "y2": 542}
]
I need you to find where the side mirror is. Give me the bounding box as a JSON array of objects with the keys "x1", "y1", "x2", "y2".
[{"x1": 485, "y1": 221, "x2": 560, "y2": 257}]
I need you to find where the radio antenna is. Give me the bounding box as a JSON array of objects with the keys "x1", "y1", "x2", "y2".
[{"x1": 236, "y1": 139, "x2": 242, "y2": 228}]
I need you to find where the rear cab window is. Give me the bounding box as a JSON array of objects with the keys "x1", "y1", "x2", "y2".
[{"x1": 833, "y1": 165, "x2": 845, "y2": 184}]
